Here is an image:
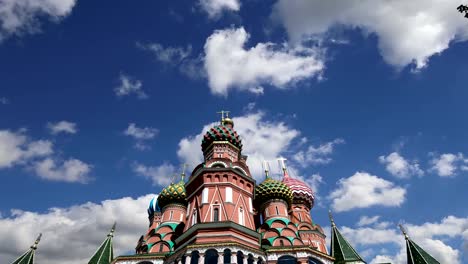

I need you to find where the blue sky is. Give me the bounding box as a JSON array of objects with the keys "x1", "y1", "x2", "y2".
[{"x1": 0, "y1": 1, "x2": 467, "y2": 263}]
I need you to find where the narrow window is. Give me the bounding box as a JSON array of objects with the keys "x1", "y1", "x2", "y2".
[
  {"x1": 202, "y1": 188, "x2": 208, "y2": 204},
  {"x1": 213, "y1": 207, "x2": 219, "y2": 222},
  {"x1": 169, "y1": 211, "x2": 173, "y2": 220},
  {"x1": 159, "y1": 243, "x2": 164, "y2": 252},
  {"x1": 239, "y1": 208, "x2": 244, "y2": 225},
  {"x1": 280, "y1": 240, "x2": 284, "y2": 247},
  {"x1": 192, "y1": 211, "x2": 197, "y2": 226},
  {"x1": 275, "y1": 206, "x2": 279, "y2": 215},
  {"x1": 223, "y1": 249, "x2": 231, "y2": 264},
  {"x1": 236, "y1": 251, "x2": 244, "y2": 264},
  {"x1": 298, "y1": 213, "x2": 302, "y2": 222},
  {"x1": 248, "y1": 197, "x2": 253, "y2": 212},
  {"x1": 226, "y1": 187, "x2": 232, "y2": 203}
]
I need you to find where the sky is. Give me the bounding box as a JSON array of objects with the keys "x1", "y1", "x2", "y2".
[{"x1": 0, "y1": 0, "x2": 468, "y2": 263}]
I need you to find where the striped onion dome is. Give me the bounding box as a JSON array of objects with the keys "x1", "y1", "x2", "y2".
[
  {"x1": 255, "y1": 178, "x2": 293, "y2": 207},
  {"x1": 157, "y1": 180, "x2": 187, "y2": 209},
  {"x1": 282, "y1": 176, "x2": 315, "y2": 208},
  {"x1": 201, "y1": 125, "x2": 242, "y2": 152},
  {"x1": 147, "y1": 196, "x2": 161, "y2": 216}
]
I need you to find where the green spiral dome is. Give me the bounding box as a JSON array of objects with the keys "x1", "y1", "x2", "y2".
[
  {"x1": 157, "y1": 180, "x2": 187, "y2": 209},
  {"x1": 254, "y1": 178, "x2": 293, "y2": 207}
]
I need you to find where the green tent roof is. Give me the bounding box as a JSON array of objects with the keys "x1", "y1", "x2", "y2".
[
  {"x1": 88, "y1": 223, "x2": 116, "y2": 264},
  {"x1": 10, "y1": 234, "x2": 41, "y2": 264},
  {"x1": 400, "y1": 225, "x2": 440, "y2": 264},
  {"x1": 329, "y1": 212, "x2": 366, "y2": 264}
]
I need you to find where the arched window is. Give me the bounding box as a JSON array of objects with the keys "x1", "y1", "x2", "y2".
[
  {"x1": 136, "y1": 262, "x2": 154, "y2": 264},
  {"x1": 159, "y1": 243, "x2": 164, "y2": 252},
  {"x1": 236, "y1": 251, "x2": 244, "y2": 264},
  {"x1": 223, "y1": 249, "x2": 231, "y2": 264},
  {"x1": 247, "y1": 254, "x2": 254, "y2": 264},
  {"x1": 278, "y1": 255, "x2": 296, "y2": 264},
  {"x1": 280, "y1": 240, "x2": 284, "y2": 247},
  {"x1": 213, "y1": 207, "x2": 219, "y2": 222},
  {"x1": 256, "y1": 257, "x2": 264, "y2": 264},
  {"x1": 205, "y1": 249, "x2": 218, "y2": 264},
  {"x1": 191, "y1": 251, "x2": 200, "y2": 264},
  {"x1": 308, "y1": 257, "x2": 325, "y2": 264}
]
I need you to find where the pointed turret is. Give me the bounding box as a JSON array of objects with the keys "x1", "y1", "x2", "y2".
[
  {"x1": 88, "y1": 223, "x2": 116, "y2": 264},
  {"x1": 329, "y1": 211, "x2": 366, "y2": 264},
  {"x1": 399, "y1": 225, "x2": 440, "y2": 264},
  {"x1": 10, "y1": 234, "x2": 42, "y2": 264}
]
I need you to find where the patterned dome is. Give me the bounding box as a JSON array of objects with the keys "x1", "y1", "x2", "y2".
[
  {"x1": 255, "y1": 178, "x2": 293, "y2": 207},
  {"x1": 282, "y1": 177, "x2": 315, "y2": 208},
  {"x1": 157, "y1": 180, "x2": 187, "y2": 209},
  {"x1": 201, "y1": 125, "x2": 242, "y2": 152},
  {"x1": 147, "y1": 196, "x2": 161, "y2": 216}
]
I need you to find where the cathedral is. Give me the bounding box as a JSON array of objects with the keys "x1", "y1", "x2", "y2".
[{"x1": 10, "y1": 114, "x2": 441, "y2": 264}]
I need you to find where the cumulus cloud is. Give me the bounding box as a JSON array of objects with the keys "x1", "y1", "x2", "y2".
[
  {"x1": 357, "y1": 215, "x2": 381, "y2": 227},
  {"x1": 199, "y1": 0, "x2": 240, "y2": 18},
  {"x1": 204, "y1": 27, "x2": 324, "y2": 96},
  {"x1": 273, "y1": 0, "x2": 468, "y2": 70},
  {"x1": 33, "y1": 158, "x2": 92, "y2": 183},
  {"x1": 132, "y1": 162, "x2": 176, "y2": 187},
  {"x1": 0, "y1": 129, "x2": 91, "y2": 183},
  {"x1": 124, "y1": 123, "x2": 159, "y2": 151},
  {"x1": 379, "y1": 152, "x2": 423, "y2": 178},
  {"x1": 293, "y1": 138, "x2": 344, "y2": 166},
  {"x1": 0, "y1": 130, "x2": 53, "y2": 168},
  {"x1": 0, "y1": 0, "x2": 77, "y2": 42},
  {"x1": 341, "y1": 215, "x2": 468, "y2": 264},
  {"x1": 0, "y1": 194, "x2": 152, "y2": 264},
  {"x1": 329, "y1": 172, "x2": 406, "y2": 212},
  {"x1": 430, "y1": 153, "x2": 467, "y2": 177},
  {"x1": 114, "y1": 73, "x2": 147, "y2": 99},
  {"x1": 47, "y1": 121, "x2": 77, "y2": 135}
]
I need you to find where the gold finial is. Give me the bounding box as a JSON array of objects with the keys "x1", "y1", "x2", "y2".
[
  {"x1": 108, "y1": 222, "x2": 117, "y2": 237},
  {"x1": 328, "y1": 210, "x2": 336, "y2": 227},
  {"x1": 262, "y1": 160, "x2": 270, "y2": 178},
  {"x1": 217, "y1": 110, "x2": 233, "y2": 127},
  {"x1": 399, "y1": 224, "x2": 409, "y2": 240},
  {"x1": 31, "y1": 233, "x2": 42, "y2": 250},
  {"x1": 181, "y1": 163, "x2": 188, "y2": 181},
  {"x1": 277, "y1": 157, "x2": 289, "y2": 178}
]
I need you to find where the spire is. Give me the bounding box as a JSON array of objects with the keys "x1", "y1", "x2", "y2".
[
  {"x1": 262, "y1": 160, "x2": 271, "y2": 179},
  {"x1": 180, "y1": 163, "x2": 188, "y2": 181},
  {"x1": 10, "y1": 234, "x2": 42, "y2": 264},
  {"x1": 88, "y1": 223, "x2": 116, "y2": 264},
  {"x1": 399, "y1": 225, "x2": 441, "y2": 264},
  {"x1": 277, "y1": 157, "x2": 290, "y2": 178},
  {"x1": 329, "y1": 211, "x2": 366, "y2": 264}
]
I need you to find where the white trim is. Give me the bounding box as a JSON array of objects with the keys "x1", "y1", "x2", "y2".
[{"x1": 226, "y1": 187, "x2": 233, "y2": 203}]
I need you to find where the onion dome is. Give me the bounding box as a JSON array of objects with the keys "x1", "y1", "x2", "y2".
[
  {"x1": 282, "y1": 177, "x2": 315, "y2": 208},
  {"x1": 201, "y1": 124, "x2": 242, "y2": 152},
  {"x1": 255, "y1": 178, "x2": 293, "y2": 207},
  {"x1": 157, "y1": 180, "x2": 187, "y2": 209},
  {"x1": 147, "y1": 196, "x2": 161, "y2": 216}
]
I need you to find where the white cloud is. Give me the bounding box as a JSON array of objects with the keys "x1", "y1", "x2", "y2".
[
  {"x1": 132, "y1": 162, "x2": 175, "y2": 187},
  {"x1": 0, "y1": 130, "x2": 53, "y2": 168},
  {"x1": 124, "y1": 123, "x2": 159, "y2": 151},
  {"x1": 199, "y1": 0, "x2": 240, "y2": 18},
  {"x1": 204, "y1": 27, "x2": 324, "y2": 96},
  {"x1": 0, "y1": 0, "x2": 76, "y2": 42},
  {"x1": 0, "y1": 194, "x2": 153, "y2": 264},
  {"x1": 47, "y1": 121, "x2": 77, "y2": 135},
  {"x1": 0, "y1": 97, "x2": 8, "y2": 104},
  {"x1": 349, "y1": 215, "x2": 468, "y2": 264},
  {"x1": 137, "y1": 42, "x2": 192, "y2": 64},
  {"x1": 0, "y1": 129, "x2": 91, "y2": 183},
  {"x1": 357, "y1": 215, "x2": 381, "y2": 227},
  {"x1": 379, "y1": 152, "x2": 423, "y2": 179},
  {"x1": 293, "y1": 138, "x2": 344, "y2": 166},
  {"x1": 114, "y1": 73, "x2": 147, "y2": 99},
  {"x1": 430, "y1": 153, "x2": 466, "y2": 177},
  {"x1": 33, "y1": 158, "x2": 92, "y2": 183},
  {"x1": 329, "y1": 172, "x2": 406, "y2": 212},
  {"x1": 273, "y1": 0, "x2": 468, "y2": 70}
]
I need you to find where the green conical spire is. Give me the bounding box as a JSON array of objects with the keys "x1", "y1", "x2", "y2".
[
  {"x1": 10, "y1": 234, "x2": 41, "y2": 264},
  {"x1": 399, "y1": 225, "x2": 440, "y2": 264},
  {"x1": 88, "y1": 223, "x2": 116, "y2": 264},
  {"x1": 329, "y1": 211, "x2": 366, "y2": 264}
]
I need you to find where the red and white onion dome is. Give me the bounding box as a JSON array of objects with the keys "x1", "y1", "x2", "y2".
[{"x1": 282, "y1": 175, "x2": 315, "y2": 209}]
